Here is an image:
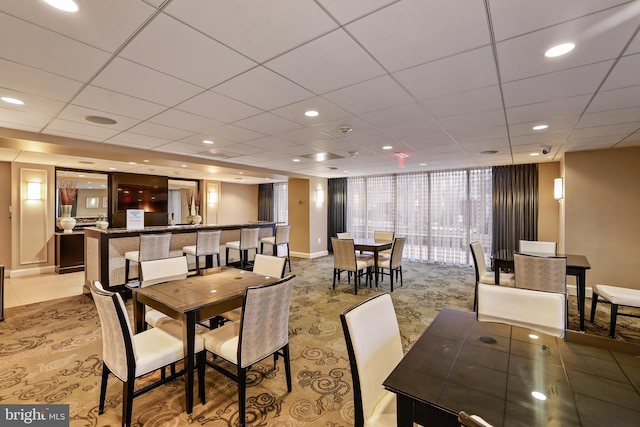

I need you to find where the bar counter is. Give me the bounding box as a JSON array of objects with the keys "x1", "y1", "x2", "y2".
[{"x1": 84, "y1": 222, "x2": 275, "y2": 291}]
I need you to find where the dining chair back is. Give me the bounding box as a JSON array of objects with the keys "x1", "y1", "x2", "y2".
[
  {"x1": 340, "y1": 292, "x2": 403, "y2": 427},
  {"x1": 201, "y1": 275, "x2": 295, "y2": 426},
  {"x1": 378, "y1": 237, "x2": 406, "y2": 291},
  {"x1": 458, "y1": 411, "x2": 495, "y2": 427},
  {"x1": 225, "y1": 228, "x2": 260, "y2": 269},
  {"x1": 469, "y1": 241, "x2": 514, "y2": 311},
  {"x1": 519, "y1": 240, "x2": 557, "y2": 255},
  {"x1": 182, "y1": 230, "x2": 221, "y2": 273},
  {"x1": 140, "y1": 256, "x2": 189, "y2": 328},
  {"x1": 336, "y1": 232, "x2": 351, "y2": 239},
  {"x1": 477, "y1": 253, "x2": 567, "y2": 337},
  {"x1": 260, "y1": 225, "x2": 291, "y2": 272},
  {"x1": 91, "y1": 280, "x2": 205, "y2": 427},
  {"x1": 252, "y1": 254, "x2": 287, "y2": 278},
  {"x1": 124, "y1": 233, "x2": 172, "y2": 283},
  {"x1": 331, "y1": 237, "x2": 372, "y2": 294},
  {"x1": 373, "y1": 231, "x2": 394, "y2": 243}
]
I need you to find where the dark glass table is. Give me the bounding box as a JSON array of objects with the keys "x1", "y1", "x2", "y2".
[
  {"x1": 384, "y1": 308, "x2": 640, "y2": 427},
  {"x1": 492, "y1": 250, "x2": 591, "y2": 331}
]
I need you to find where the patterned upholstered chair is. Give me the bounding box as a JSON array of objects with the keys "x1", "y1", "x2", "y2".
[
  {"x1": 139, "y1": 256, "x2": 189, "y2": 328},
  {"x1": 331, "y1": 237, "x2": 373, "y2": 295},
  {"x1": 378, "y1": 237, "x2": 406, "y2": 291},
  {"x1": 226, "y1": 228, "x2": 260, "y2": 269},
  {"x1": 477, "y1": 253, "x2": 567, "y2": 338},
  {"x1": 519, "y1": 240, "x2": 557, "y2": 255},
  {"x1": 124, "y1": 233, "x2": 171, "y2": 283},
  {"x1": 260, "y1": 225, "x2": 291, "y2": 272},
  {"x1": 90, "y1": 281, "x2": 205, "y2": 427},
  {"x1": 340, "y1": 292, "x2": 403, "y2": 427},
  {"x1": 201, "y1": 275, "x2": 295, "y2": 426},
  {"x1": 469, "y1": 241, "x2": 515, "y2": 311},
  {"x1": 182, "y1": 230, "x2": 221, "y2": 273}
]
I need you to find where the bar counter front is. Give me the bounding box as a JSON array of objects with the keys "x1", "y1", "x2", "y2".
[{"x1": 84, "y1": 222, "x2": 275, "y2": 291}]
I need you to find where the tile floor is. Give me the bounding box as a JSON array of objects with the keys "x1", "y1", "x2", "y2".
[{"x1": 3, "y1": 271, "x2": 85, "y2": 308}]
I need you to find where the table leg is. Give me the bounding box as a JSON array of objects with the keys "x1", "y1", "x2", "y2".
[
  {"x1": 577, "y1": 270, "x2": 586, "y2": 331},
  {"x1": 396, "y1": 395, "x2": 414, "y2": 427},
  {"x1": 373, "y1": 249, "x2": 380, "y2": 286},
  {"x1": 183, "y1": 312, "x2": 196, "y2": 415},
  {"x1": 132, "y1": 292, "x2": 144, "y2": 334}
]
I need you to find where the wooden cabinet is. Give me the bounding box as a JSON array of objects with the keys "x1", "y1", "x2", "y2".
[{"x1": 55, "y1": 232, "x2": 85, "y2": 274}]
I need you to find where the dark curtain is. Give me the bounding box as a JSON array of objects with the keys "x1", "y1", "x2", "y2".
[
  {"x1": 492, "y1": 164, "x2": 538, "y2": 254},
  {"x1": 258, "y1": 183, "x2": 274, "y2": 221},
  {"x1": 327, "y1": 178, "x2": 347, "y2": 252}
]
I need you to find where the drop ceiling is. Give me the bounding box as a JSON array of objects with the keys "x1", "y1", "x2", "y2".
[{"x1": 1, "y1": 0, "x2": 639, "y2": 183}]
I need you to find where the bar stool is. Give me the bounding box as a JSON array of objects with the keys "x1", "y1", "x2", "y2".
[
  {"x1": 260, "y1": 225, "x2": 291, "y2": 272},
  {"x1": 124, "y1": 233, "x2": 171, "y2": 283},
  {"x1": 182, "y1": 230, "x2": 221, "y2": 274},
  {"x1": 225, "y1": 228, "x2": 259, "y2": 270}
]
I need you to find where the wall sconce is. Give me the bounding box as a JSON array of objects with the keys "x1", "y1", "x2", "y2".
[
  {"x1": 554, "y1": 177, "x2": 563, "y2": 200},
  {"x1": 316, "y1": 187, "x2": 324, "y2": 204},
  {"x1": 27, "y1": 182, "x2": 42, "y2": 200},
  {"x1": 208, "y1": 189, "x2": 218, "y2": 204}
]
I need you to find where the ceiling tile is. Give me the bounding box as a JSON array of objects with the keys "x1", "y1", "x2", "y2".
[
  {"x1": 148, "y1": 109, "x2": 224, "y2": 133},
  {"x1": 576, "y1": 106, "x2": 640, "y2": 128},
  {"x1": 323, "y1": 76, "x2": 414, "y2": 115},
  {"x1": 316, "y1": 0, "x2": 397, "y2": 24},
  {"x1": 505, "y1": 95, "x2": 591, "y2": 124},
  {"x1": 360, "y1": 102, "x2": 434, "y2": 129},
  {"x1": 587, "y1": 85, "x2": 640, "y2": 113},
  {"x1": 600, "y1": 52, "x2": 640, "y2": 91},
  {"x1": 176, "y1": 91, "x2": 262, "y2": 124},
  {"x1": 234, "y1": 112, "x2": 302, "y2": 135},
  {"x1": 421, "y1": 86, "x2": 503, "y2": 119},
  {"x1": 72, "y1": 85, "x2": 166, "y2": 120},
  {"x1": 0, "y1": 59, "x2": 83, "y2": 102}
]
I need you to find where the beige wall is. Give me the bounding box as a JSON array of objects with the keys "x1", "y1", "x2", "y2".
[
  {"x1": 288, "y1": 179, "x2": 310, "y2": 256},
  {"x1": 537, "y1": 162, "x2": 561, "y2": 243},
  {"x1": 564, "y1": 146, "x2": 640, "y2": 289},
  {"x1": 217, "y1": 182, "x2": 258, "y2": 225},
  {"x1": 0, "y1": 162, "x2": 11, "y2": 268}
]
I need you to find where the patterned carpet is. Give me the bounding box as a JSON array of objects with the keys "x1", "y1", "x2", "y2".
[{"x1": 1, "y1": 256, "x2": 638, "y2": 426}]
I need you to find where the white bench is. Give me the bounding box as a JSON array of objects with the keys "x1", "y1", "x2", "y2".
[{"x1": 590, "y1": 284, "x2": 640, "y2": 338}]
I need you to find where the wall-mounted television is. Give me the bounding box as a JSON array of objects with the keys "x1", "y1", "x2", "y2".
[{"x1": 116, "y1": 183, "x2": 168, "y2": 213}]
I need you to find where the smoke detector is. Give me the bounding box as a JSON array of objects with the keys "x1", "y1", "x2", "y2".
[{"x1": 338, "y1": 125, "x2": 353, "y2": 134}]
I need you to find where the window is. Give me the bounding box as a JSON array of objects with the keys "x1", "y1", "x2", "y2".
[
  {"x1": 273, "y1": 182, "x2": 288, "y2": 224},
  {"x1": 346, "y1": 168, "x2": 492, "y2": 265}
]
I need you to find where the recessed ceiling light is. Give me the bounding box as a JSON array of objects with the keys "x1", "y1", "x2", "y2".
[
  {"x1": 128, "y1": 162, "x2": 137, "y2": 165},
  {"x1": 304, "y1": 110, "x2": 319, "y2": 117},
  {"x1": 143, "y1": 159, "x2": 150, "y2": 163},
  {"x1": 419, "y1": 163, "x2": 427, "y2": 166},
  {"x1": 545, "y1": 42, "x2": 575, "y2": 58},
  {"x1": 85, "y1": 115, "x2": 117, "y2": 125},
  {"x1": 532, "y1": 124, "x2": 549, "y2": 131},
  {"x1": 1, "y1": 96, "x2": 25, "y2": 105},
  {"x1": 292, "y1": 158, "x2": 300, "y2": 162},
  {"x1": 238, "y1": 172, "x2": 244, "y2": 175},
  {"x1": 480, "y1": 150, "x2": 498, "y2": 155},
  {"x1": 314, "y1": 153, "x2": 328, "y2": 161},
  {"x1": 531, "y1": 391, "x2": 547, "y2": 401},
  {"x1": 530, "y1": 152, "x2": 540, "y2": 157},
  {"x1": 43, "y1": 0, "x2": 78, "y2": 12},
  {"x1": 382, "y1": 146, "x2": 393, "y2": 150},
  {"x1": 203, "y1": 139, "x2": 214, "y2": 145},
  {"x1": 181, "y1": 164, "x2": 187, "y2": 167}
]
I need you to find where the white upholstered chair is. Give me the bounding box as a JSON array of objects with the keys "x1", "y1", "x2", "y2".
[
  {"x1": 182, "y1": 230, "x2": 221, "y2": 273},
  {"x1": 91, "y1": 281, "x2": 205, "y2": 427},
  {"x1": 331, "y1": 237, "x2": 373, "y2": 295},
  {"x1": 378, "y1": 237, "x2": 406, "y2": 291},
  {"x1": 590, "y1": 284, "x2": 640, "y2": 338},
  {"x1": 124, "y1": 233, "x2": 171, "y2": 283},
  {"x1": 477, "y1": 253, "x2": 567, "y2": 338},
  {"x1": 226, "y1": 228, "x2": 260, "y2": 269},
  {"x1": 374, "y1": 231, "x2": 394, "y2": 258},
  {"x1": 139, "y1": 256, "x2": 189, "y2": 328},
  {"x1": 340, "y1": 292, "x2": 403, "y2": 427},
  {"x1": 519, "y1": 240, "x2": 557, "y2": 255},
  {"x1": 469, "y1": 242, "x2": 514, "y2": 311},
  {"x1": 201, "y1": 275, "x2": 295, "y2": 427},
  {"x1": 336, "y1": 232, "x2": 351, "y2": 239},
  {"x1": 260, "y1": 224, "x2": 291, "y2": 272}
]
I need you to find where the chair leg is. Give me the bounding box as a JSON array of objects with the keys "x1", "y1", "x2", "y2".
[
  {"x1": 286, "y1": 244, "x2": 291, "y2": 272},
  {"x1": 260, "y1": 242, "x2": 265, "y2": 254},
  {"x1": 197, "y1": 351, "x2": 206, "y2": 405},
  {"x1": 398, "y1": 266, "x2": 403, "y2": 287},
  {"x1": 283, "y1": 344, "x2": 292, "y2": 392},
  {"x1": 609, "y1": 304, "x2": 618, "y2": 338},
  {"x1": 332, "y1": 269, "x2": 337, "y2": 290},
  {"x1": 98, "y1": 363, "x2": 110, "y2": 415},
  {"x1": 390, "y1": 268, "x2": 394, "y2": 292},
  {"x1": 590, "y1": 293, "x2": 599, "y2": 323},
  {"x1": 122, "y1": 377, "x2": 135, "y2": 427},
  {"x1": 195, "y1": 255, "x2": 201, "y2": 273},
  {"x1": 125, "y1": 259, "x2": 130, "y2": 282},
  {"x1": 238, "y1": 367, "x2": 247, "y2": 426}
]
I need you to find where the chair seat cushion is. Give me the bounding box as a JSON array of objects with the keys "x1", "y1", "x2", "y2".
[
  {"x1": 133, "y1": 327, "x2": 201, "y2": 377},
  {"x1": 479, "y1": 271, "x2": 515, "y2": 286},
  {"x1": 594, "y1": 284, "x2": 640, "y2": 307},
  {"x1": 365, "y1": 389, "x2": 397, "y2": 426},
  {"x1": 145, "y1": 308, "x2": 169, "y2": 327},
  {"x1": 226, "y1": 241, "x2": 240, "y2": 250},
  {"x1": 260, "y1": 236, "x2": 276, "y2": 245},
  {"x1": 124, "y1": 251, "x2": 140, "y2": 262},
  {"x1": 182, "y1": 245, "x2": 197, "y2": 256},
  {"x1": 220, "y1": 307, "x2": 242, "y2": 322},
  {"x1": 202, "y1": 321, "x2": 240, "y2": 364}
]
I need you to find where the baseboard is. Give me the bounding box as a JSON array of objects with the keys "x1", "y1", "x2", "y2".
[
  {"x1": 568, "y1": 284, "x2": 593, "y2": 299},
  {"x1": 9, "y1": 266, "x2": 56, "y2": 278},
  {"x1": 291, "y1": 250, "x2": 328, "y2": 259}
]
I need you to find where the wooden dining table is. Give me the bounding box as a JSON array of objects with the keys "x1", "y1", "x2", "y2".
[
  {"x1": 492, "y1": 250, "x2": 591, "y2": 331},
  {"x1": 353, "y1": 240, "x2": 393, "y2": 286},
  {"x1": 128, "y1": 267, "x2": 281, "y2": 418},
  {"x1": 384, "y1": 308, "x2": 640, "y2": 427}
]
